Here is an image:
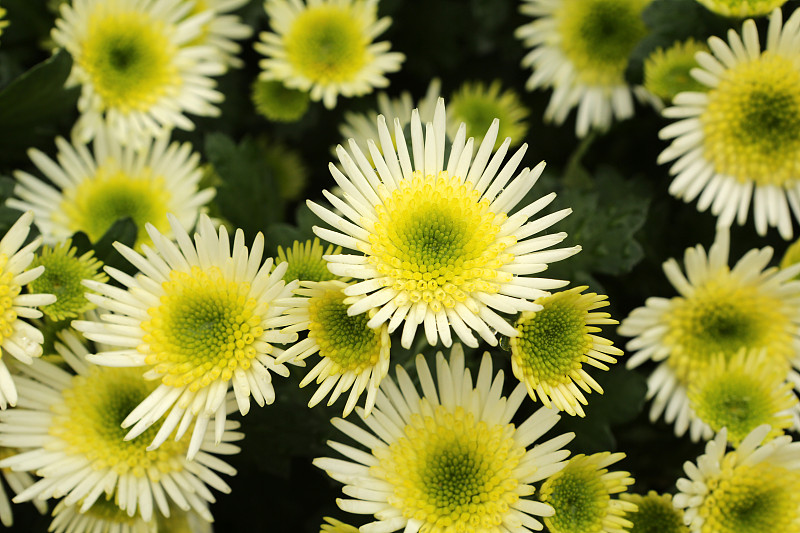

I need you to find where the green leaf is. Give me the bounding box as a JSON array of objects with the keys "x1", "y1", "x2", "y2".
[
  {"x1": 204, "y1": 133, "x2": 284, "y2": 239},
  {"x1": 264, "y1": 202, "x2": 333, "y2": 257},
  {"x1": 90, "y1": 217, "x2": 138, "y2": 275},
  {"x1": 0, "y1": 49, "x2": 79, "y2": 161}
]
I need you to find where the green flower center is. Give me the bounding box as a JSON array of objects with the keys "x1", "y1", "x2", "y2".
[
  {"x1": 664, "y1": 276, "x2": 792, "y2": 382},
  {"x1": 693, "y1": 374, "x2": 774, "y2": 442},
  {"x1": 369, "y1": 171, "x2": 515, "y2": 313},
  {"x1": 60, "y1": 164, "x2": 171, "y2": 249},
  {"x1": 702, "y1": 53, "x2": 800, "y2": 186},
  {"x1": 251, "y1": 79, "x2": 310, "y2": 122},
  {"x1": 49, "y1": 367, "x2": 188, "y2": 477},
  {"x1": 695, "y1": 0, "x2": 788, "y2": 17},
  {"x1": 644, "y1": 39, "x2": 708, "y2": 102},
  {"x1": 542, "y1": 460, "x2": 609, "y2": 532},
  {"x1": 557, "y1": 0, "x2": 648, "y2": 86},
  {"x1": 375, "y1": 405, "x2": 524, "y2": 532},
  {"x1": 447, "y1": 81, "x2": 529, "y2": 150},
  {"x1": 626, "y1": 493, "x2": 687, "y2": 533},
  {"x1": 141, "y1": 266, "x2": 265, "y2": 391},
  {"x1": 307, "y1": 288, "x2": 382, "y2": 373},
  {"x1": 701, "y1": 463, "x2": 800, "y2": 533},
  {"x1": 80, "y1": 10, "x2": 177, "y2": 111},
  {"x1": 28, "y1": 243, "x2": 105, "y2": 321},
  {"x1": 513, "y1": 293, "x2": 592, "y2": 384},
  {"x1": 284, "y1": 5, "x2": 368, "y2": 83}
]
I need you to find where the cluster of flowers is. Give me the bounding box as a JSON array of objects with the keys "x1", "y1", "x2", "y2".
[{"x1": 0, "y1": 0, "x2": 798, "y2": 532}]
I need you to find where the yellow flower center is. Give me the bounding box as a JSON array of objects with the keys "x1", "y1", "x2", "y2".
[
  {"x1": 0, "y1": 254, "x2": 20, "y2": 347},
  {"x1": 696, "y1": 0, "x2": 788, "y2": 17},
  {"x1": 373, "y1": 404, "x2": 524, "y2": 532},
  {"x1": 141, "y1": 266, "x2": 266, "y2": 391},
  {"x1": 284, "y1": 5, "x2": 368, "y2": 84},
  {"x1": 49, "y1": 367, "x2": 188, "y2": 477},
  {"x1": 511, "y1": 290, "x2": 593, "y2": 389},
  {"x1": 368, "y1": 171, "x2": 515, "y2": 312},
  {"x1": 664, "y1": 275, "x2": 792, "y2": 382},
  {"x1": 79, "y1": 9, "x2": 178, "y2": 112},
  {"x1": 702, "y1": 53, "x2": 800, "y2": 186},
  {"x1": 700, "y1": 461, "x2": 800, "y2": 533},
  {"x1": 307, "y1": 287, "x2": 382, "y2": 373},
  {"x1": 557, "y1": 0, "x2": 649, "y2": 86},
  {"x1": 59, "y1": 164, "x2": 171, "y2": 248}
]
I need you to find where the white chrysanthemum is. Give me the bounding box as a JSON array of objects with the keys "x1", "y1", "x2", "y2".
[
  {"x1": 52, "y1": 0, "x2": 226, "y2": 147},
  {"x1": 73, "y1": 214, "x2": 298, "y2": 459},
  {"x1": 0, "y1": 211, "x2": 57, "y2": 409},
  {"x1": 659, "y1": 9, "x2": 800, "y2": 239},
  {"x1": 0, "y1": 446, "x2": 47, "y2": 527},
  {"x1": 276, "y1": 280, "x2": 390, "y2": 416},
  {"x1": 50, "y1": 498, "x2": 155, "y2": 533},
  {"x1": 674, "y1": 425, "x2": 800, "y2": 532},
  {"x1": 0, "y1": 331, "x2": 241, "y2": 522},
  {"x1": 8, "y1": 126, "x2": 214, "y2": 250},
  {"x1": 515, "y1": 0, "x2": 657, "y2": 137},
  {"x1": 619, "y1": 228, "x2": 800, "y2": 440},
  {"x1": 338, "y1": 78, "x2": 441, "y2": 159},
  {"x1": 308, "y1": 98, "x2": 580, "y2": 349},
  {"x1": 255, "y1": 0, "x2": 406, "y2": 109},
  {"x1": 314, "y1": 344, "x2": 575, "y2": 533},
  {"x1": 186, "y1": 0, "x2": 253, "y2": 70}
]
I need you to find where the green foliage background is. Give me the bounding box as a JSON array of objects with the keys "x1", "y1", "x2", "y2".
[{"x1": 0, "y1": 0, "x2": 797, "y2": 531}]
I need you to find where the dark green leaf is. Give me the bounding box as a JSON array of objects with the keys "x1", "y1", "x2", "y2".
[{"x1": 91, "y1": 217, "x2": 138, "y2": 274}]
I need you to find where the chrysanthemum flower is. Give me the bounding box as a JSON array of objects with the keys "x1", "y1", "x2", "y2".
[
  {"x1": 276, "y1": 238, "x2": 341, "y2": 284},
  {"x1": 0, "y1": 211, "x2": 57, "y2": 410},
  {"x1": 73, "y1": 214, "x2": 298, "y2": 459},
  {"x1": 251, "y1": 79, "x2": 311, "y2": 122},
  {"x1": 619, "y1": 228, "x2": 800, "y2": 437},
  {"x1": 674, "y1": 425, "x2": 800, "y2": 532},
  {"x1": 9, "y1": 127, "x2": 214, "y2": 250},
  {"x1": 695, "y1": 0, "x2": 788, "y2": 17},
  {"x1": 540, "y1": 452, "x2": 637, "y2": 533},
  {"x1": 620, "y1": 491, "x2": 688, "y2": 533},
  {"x1": 659, "y1": 9, "x2": 800, "y2": 238},
  {"x1": 50, "y1": 497, "x2": 154, "y2": 533},
  {"x1": 26, "y1": 240, "x2": 107, "y2": 321},
  {"x1": 447, "y1": 80, "x2": 529, "y2": 151},
  {"x1": 0, "y1": 446, "x2": 47, "y2": 527},
  {"x1": 0, "y1": 331, "x2": 241, "y2": 522},
  {"x1": 320, "y1": 516, "x2": 359, "y2": 533},
  {"x1": 510, "y1": 286, "x2": 623, "y2": 417},
  {"x1": 309, "y1": 98, "x2": 579, "y2": 349},
  {"x1": 51, "y1": 0, "x2": 227, "y2": 147},
  {"x1": 687, "y1": 349, "x2": 799, "y2": 445},
  {"x1": 276, "y1": 280, "x2": 390, "y2": 416},
  {"x1": 185, "y1": 0, "x2": 253, "y2": 70},
  {"x1": 516, "y1": 0, "x2": 656, "y2": 137},
  {"x1": 314, "y1": 344, "x2": 575, "y2": 533},
  {"x1": 338, "y1": 78, "x2": 441, "y2": 161},
  {"x1": 255, "y1": 0, "x2": 405, "y2": 109},
  {"x1": 644, "y1": 39, "x2": 710, "y2": 104}
]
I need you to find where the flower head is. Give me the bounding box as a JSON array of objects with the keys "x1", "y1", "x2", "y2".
[
  {"x1": 674, "y1": 425, "x2": 800, "y2": 532},
  {"x1": 51, "y1": 0, "x2": 226, "y2": 147},
  {"x1": 619, "y1": 228, "x2": 800, "y2": 438},
  {"x1": 0, "y1": 330, "x2": 241, "y2": 522},
  {"x1": 541, "y1": 452, "x2": 637, "y2": 533},
  {"x1": 620, "y1": 491, "x2": 689, "y2": 533},
  {"x1": 695, "y1": 0, "x2": 789, "y2": 17},
  {"x1": 510, "y1": 286, "x2": 623, "y2": 417},
  {"x1": 50, "y1": 497, "x2": 153, "y2": 533},
  {"x1": 26, "y1": 239, "x2": 107, "y2": 321},
  {"x1": 276, "y1": 238, "x2": 341, "y2": 284},
  {"x1": 276, "y1": 280, "x2": 390, "y2": 416},
  {"x1": 659, "y1": 9, "x2": 800, "y2": 238},
  {"x1": 9, "y1": 127, "x2": 214, "y2": 250},
  {"x1": 644, "y1": 38, "x2": 710, "y2": 104},
  {"x1": 320, "y1": 516, "x2": 359, "y2": 533},
  {"x1": 309, "y1": 98, "x2": 579, "y2": 349},
  {"x1": 255, "y1": 0, "x2": 405, "y2": 109},
  {"x1": 314, "y1": 344, "x2": 575, "y2": 533},
  {"x1": 251, "y1": 79, "x2": 310, "y2": 122},
  {"x1": 447, "y1": 80, "x2": 529, "y2": 151},
  {"x1": 0, "y1": 211, "x2": 56, "y2": 409},
  {"x1": 73, "y1": 214, "x2": 298, "y2": 459},
  {"x1": 516, "y1": 0, "x2": 656, "y2": 137},
  {"x1": 687, "y1": 349, "x2": 799, "y2": 446}
]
